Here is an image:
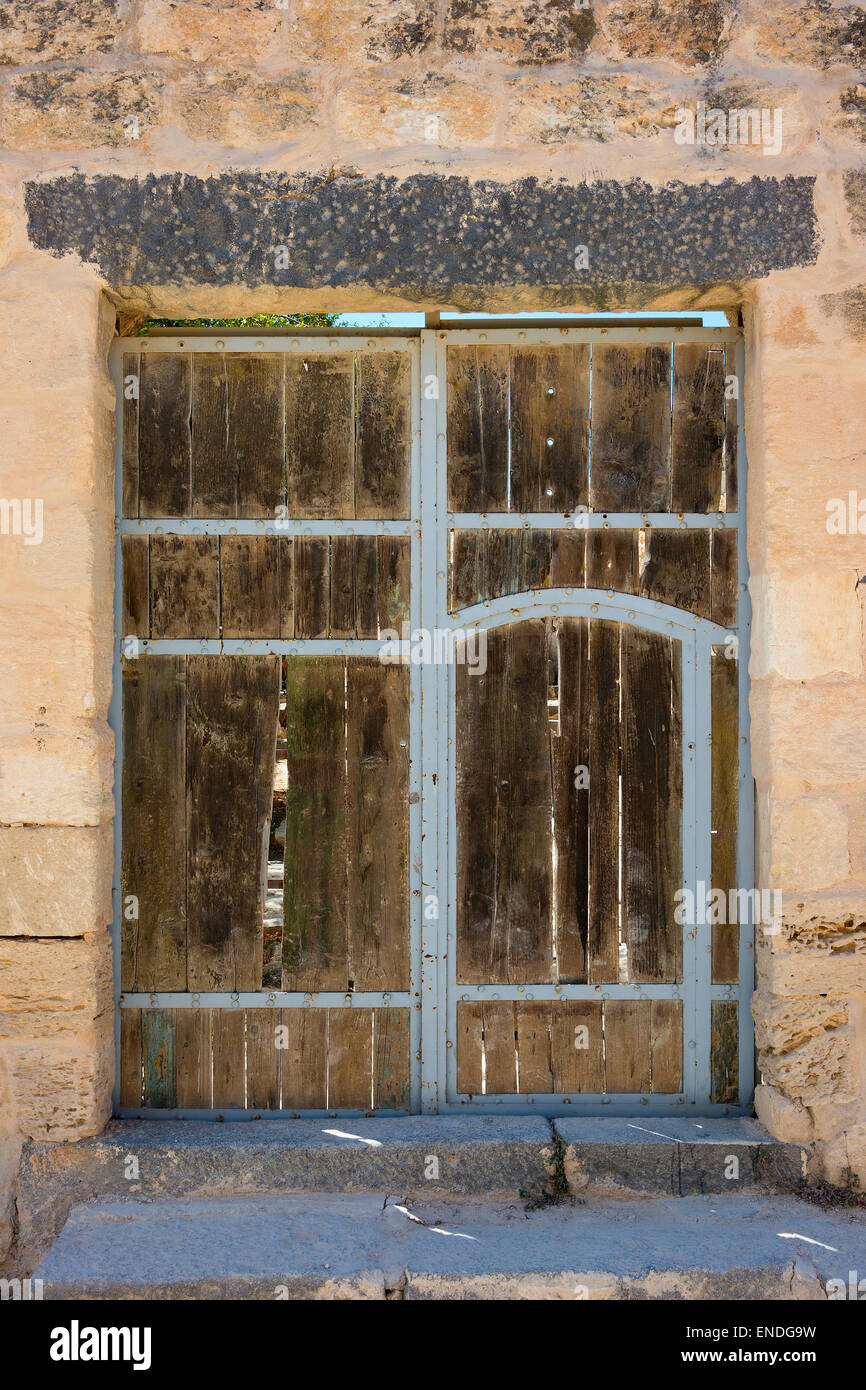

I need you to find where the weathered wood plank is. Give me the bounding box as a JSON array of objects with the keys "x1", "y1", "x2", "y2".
[
  {"x1": 711, "y1": 645, "x2": 739, "y2": 984},
  {"x1": 220, "y1": 535, "x2": 281, "y2": 639},
  {"x1": 456, "y1": 1002, "x2": 484, "y2": 1095},
  {"x1": 279, "y1": 536, "x2": 294, "y2": 640},
  {"x1": 150, "y1": 535, "x2": 219, "y2": 639},
  {"x1": 191, "y1": 354, "x2": 284, "y2": 518},
  {"x1": 286, "y1": 354, "x2": 354, "y2": 517},
  {"x1": 212, "y1": 1009, "x2": 245, "y2": 1108},
  {"x1": 122, "y1": 656, "x2": 187, "y2": 991},
  {"x1": 328, "y1": 1009, "x2": 373, "y2": 1109},
  {"x1": 516, "y1": 1001, "x2": 553, "y2": 1093},
  {"x1": 711, "y1": 529, "x2": 738, "y2": 629},
  {"x1": 282, "y1": 657, "x2": 348, "y2": 992},
  {"x1": 510, "y1": 345, "x2": 589, "y2": 512},
  {"x1": 651, "y1": 998, "x2": 683, "y2": 1093},
  {"x1": 550, "y1": 1000, "x2": 604, "y2": 1092},
  {"x1": 483, "y1": 1001, "x2": 517, "y2": 1094},
  {"x1": 621, "y1": 628, "x2": 682, "y2": 983},
  {"x1": 604, "y1": 1000, "x2": 651, "y2": 1092},
  {"x1": 356, "y1": 351, "x2": 411, "y2": 519},
  {"x1": 176, "y1": 1008, "x2": 211, "y2": 1108},
  {"x1": 186, "y1": 657, "x2": 281, "y2": 992},
  {"x1": 640, "y1": 529, "x2": 710, "y2": 618},
  {"x1": 485, "y1": 529, "x2": 522, "y2": 600},
  {"x1": 119, "y1": 1009, "x2": 143, "y2": 1108},
  {"x1": 246, "y1": 1008, "x2": 281, "y2": 1110},
  {"x1": 121, "y1": 535, "x2": 149, "y2": 638},
  {"x1": 377, "y1": 535, "x2": 410, "y2": 632},
  {"x1": 450, "y1": 531, "x2": 484, "y2": 610},
  {"x1": 142, "y1": 1009, "x2": 176, "y2": 1108},
  {"x1": 672, "y1": 345, "x2": 726, "y2": 512},
  {"x1": 354, "y1": 536, "x2": 379, "y2": 638},
  {"x1": 446, "y1": 345, "x2": 509, "y2": 512},
  {"x1": 294, "y1": 536, "x2": 330, "y2": 638},
  {"x1": 585, "y1": 529, "x2": 638, "y2": 593},
  {"x1": 328, "y1": 535, "x2": 356, "y2": 639},
  {"x1": 710, "y1": 1000, "x2": 739, "y2": 1104},
  {"x1": 723, "y1": 353, "x2": 738, "y2": 511},
  {"x1": 373, "y1": 1008, "x2": 411, "y2": 1111},
  {"x1": 138, "y1": 353, "x2": 192, "y2": 518},
  {"x1": 587, "y1": 621, "x2": 620, "y2": 983},
  {"x1": 550, "y1": 528, "x2": 585, "y2": 588},
  {"x1": 521, "y1": 529, "x2": 552, "y2": 591},
  {"x1": 121, "y1": 351, "x2": 140, "y2": 518},
  {"x1": 591, "y1": 345, "x2": 671, "y2": 512},
  {"x1": 552, "y1": 618, "x2": 589, "y2": 982},
  {"x1": 346, "y1": 661, "x2": 410, "y2": 991},
  {"x1": 281, "y1": 1009, "x2": 327, "y2": 1109}
]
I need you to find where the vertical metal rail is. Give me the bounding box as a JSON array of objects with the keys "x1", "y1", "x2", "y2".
[
  {"x1": 734, "y1": 335, "x2": 755, "y2": 1105},
  {"x1": 108, "y1": 348, "x2": 126, "y2": 1118}
]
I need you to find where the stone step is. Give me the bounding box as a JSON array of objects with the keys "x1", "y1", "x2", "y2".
[
  {"x1": 32, "y1": 1192, "x2": 866, "y2": 1300},
  {"x1": 15, "y1": 1116, "x2": 806, "y2": 1259}
]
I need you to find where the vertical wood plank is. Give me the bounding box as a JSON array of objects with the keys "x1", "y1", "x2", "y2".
[
  {"x1": 246, "y1": 1008, "x2": 281, "y2": 1110},
  {"x1": 604, "y1": 1000, "x2": 651, "y2": 1092},
  {"x1": 279, "y1": 536, "x2": 294, "y2": 640},
  {"x1": 587, "y1": 621, "x2": 620, "y2": 983},
  {"x1": 651, "y1": 998, "x2": 683, "y2": 1093},
  {"x1": 220, "y1": 535, "x2": 281, "y2": 639},
  {"x1": 711, "y1": 529, "x2": 738, "y2": 629},
  {"x1": 591, "y1": 345, "x2": 671, "y2": 512},
  {"x1": 710, "y1": 1000, "x2": 739, "y2": 1104},
  {"x1": 510, "y1": 345, "x2": 589, "y2": 513},
  {"x1": 282, "y1": 1009, "x2": 327, "y2": 1109},
  {"x1": 723, "y1": 350, "x2": 738, "y2": 511},
  {"x1": 191, "y1": 354, "x2": 284, "y2": 519},
  {"x1": 373, "y1": 1008, "x2": 411, "y2": 1111},
  {"x1": 550, "y1": 1000, "x2": 604, "y2": 1092},
  {"x1": 483, "y1": 1001, "x2": 517, "y2": 1094},
  {"x1": 121, "y1": 351, "x2": 140, "y2": 518},
  {"x1": 346, "y1": 661, "x2": 410, "y2": 990},
  {"x1": 286, "y1": 354, "x2": 354, "y2": 517},
  {"x1": 149, "y1": 535, "x2": 219, "y2": 639},
  {"x1": 516, "y1": 1001, "x2": 553, "y2": 1093},
  {"x1": 122, "y1": 656, "x2": 187, "y2": 991},
  {"x1": 552, "y1": 618, "x2": 589, "y2": 982},
  {"x1": 328, "y1": 535, "x2": 356, "y2": 638},
  {"x1": 121, "y1": 535, "x2": 149, "y2": 637},
  {"x1": 621, "y1": 628, "x2": 682, "y2": 983},
  {"x1": 119, "y1": 1009, "x2": 143, "y2": 1108},
  {"x1": 354, "y1": 536, "x2": 379, "y2": 638},
  {"x1": 142, "y1": 1009, "x2": 176, "y2": 1108},
  {"x1": 176, "y1": 1008, "x2": 212, "y2": 1108},
  {"x1": 550, "y1": 528, "x2": 585, "y2": 588},
  {"x1": 711, "y1": 645, "x2": 740, "y2": 984},
  {"x1": 328, "y1": 1009, "x2": 373, "y2": 1109},
  {"x1": 282, "y1": 657, "x2": 348, "y2": 992},
  {"x1": 186, "y1": 656, "x2": 281, "y2": 992},
  {"x1": 446, "y1": 345, "x2": 509, "y2": 512},
  {"x1": 672, "y1": 345, "x2": 726, "y2": 513},
  {"x1": 456, "y1": 1002, "x2": 484, "y2": 1095},
  {"x1": 585, "y1": 529, "x2": 638, "y2": 593},
  {"x1": 356, "y1": 351, "x2": 411, "y2": 519},
  {"x1": 212, "y1": 1009, "x2": 245, "y2": 1108},
  {"x1": 450, "y1": 531, "x2": 484, "y2": 610},
  {"x1": 294, "y1": 536, "x2": 330, "y2": 638},
  {"x1": 138, "y1": 353, "x2": 192, "y2": 518},
  {"x1": 377, "y1": 535, "x2": 410, "y2": 632},
  {"x1": 521, "y1": 529, "x2": 551, "y2": 591},
  {"x1": 639, "y1": 529, "x2": 711, "y2": 618},
  {"x1": 485, "y1": 529, "x2": 522, "y2": 600}
]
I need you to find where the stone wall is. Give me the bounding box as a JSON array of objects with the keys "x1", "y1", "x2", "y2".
[{"x1": 1, "y1": 0, "x2": 866, "y2": 1253}]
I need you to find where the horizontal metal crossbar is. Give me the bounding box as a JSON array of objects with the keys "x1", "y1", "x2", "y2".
[
  {"x1": 114, "y1": 327, "x2": 739, "y2": 353},
  {"x1": 453, "y1": 984, "x2": 739, "y2": 1002},
  {"x1": 123, "y1": 639, "x2": 391, "y2": 657},
  {"x1": 115, "y1": 335, "x2": 417, "y2": 354},
  {"x1": 436, "y1": 326, "x2": 738, "y2": 347},
  {"x1": 118, "y1": 518, "x2": 415, "y2": 536},
  {"x1": 448, "y1": 589, "x2": 735, "y2": 640},
  {"x1": 448, "y1": 513, "x2": 737, "y2": 530},
  {"x1": 119, "y1": 992, "x2": 412, "y2": 1009}
]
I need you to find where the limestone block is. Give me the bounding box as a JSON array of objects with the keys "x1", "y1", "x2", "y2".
[
  {"x1": 597, "y1": 0, "x2": 736, "y2": 67},
  {"x1": 2, "y1": 70, "x2": 164, "y2": 151},
  {"x1": 3, "y1": 1026, "x2": 114, "y2": 1140},
  {"x1": 752, "y1": 1, "x2": 866, "y2": 71},
  {"x1": 0, "y1": 825, "x2": 113, "y2": 937},
  {"x1": 291, "y1": 0, "x2": 435, "y2": 64},
  {"x1": 768, "y1": 797, "x2": 851, "y2": 891},
  {"x1": 749, "y1": 571, "x2": 862, "y2": 680},
  {"x1": 0, "y1": 0, "x2": 121, "y2": 66},
  {"x1": 336, "y1": 75, "x2": 498, "y2": 147},
  {"x1": 173, "y1": 71, "x2": 319, "y2": 144},
  {"x1": 754, "y1": 1082, "x2": 815, "y2": 1145},
  {"x1": 750, "y1": 680, "x2": 866, "y2": 790},
  {"x1": 504, "y1": 75, "x2": 684, "y2": 145},
  {"x1": 444, "y1": 0, "x2": 596, "y2": 63},
  {"x1": 819, "y1": 1123, "x2": 866, "y2": 1185},
  {"x1": 0, "y1": 721, "x2": 114, "y2": 827},
  {"x1": 0, "y1": 934, "x2": 113, "y2": 1040},
  {"x1": 137, "y1": 0, "x2": 284, "y2": 65}
]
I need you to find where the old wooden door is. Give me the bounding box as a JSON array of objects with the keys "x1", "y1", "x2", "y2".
[{"x1": 111, "y1": 325, "x2": 751, "y2": 1117}]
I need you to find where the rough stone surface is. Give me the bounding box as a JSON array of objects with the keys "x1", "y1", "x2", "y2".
[
  {"x1": 504, "y1": 75, "x2": 684, "y2": 144},
  {"x1": 2, "y1": 71, "x2": 164, "y2": 150},
  {"x1": 0, "y1": 934, "x2": 113, "y2": 1041},
  {"x1": 335, "y1": 75, "x2": 499, "y2": 147},
  {"x1": 0, "y1": 0, "x2": 121, "y2": 65},
  {"x1": 293, "y1": 0, "x2": 437, "y2": 63},
  {"x1": 753, "y1": 1, "x2": 866, "y2": 71},
  {"x1": 0, "y1": 825, "x2": 113, "y2": 938},
  {"x1": 600, "y1": 0, "x2": 736, "y2": 68},
  {"x1": 173, "y1": 72, "x2": 320, "y2": 145},
  {"x1": 32, "y1": 1192, "x2": 866, "y2": 1299},
  {"x1": 136, "y1": 0, "x2": 284, "y2": 65},
  {"x1": 444, "y1": 0, "x2": 597, "y2": 63},
  {"x1": 23, "y1": 173, "x2": 819, "y2": 292}
]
